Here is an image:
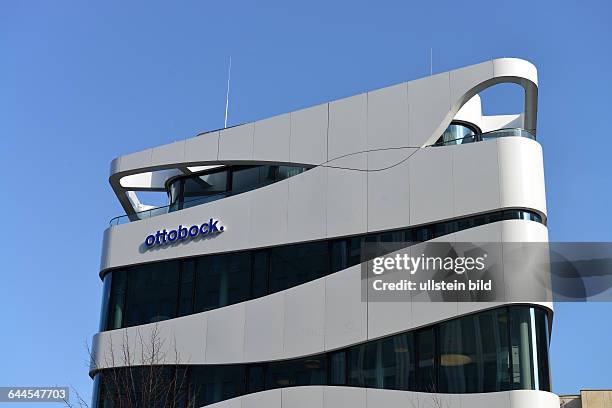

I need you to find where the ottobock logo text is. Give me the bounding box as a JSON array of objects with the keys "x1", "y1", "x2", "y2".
[{"x1": 144, "y1": 218, "x2": 224, "y2": 248}]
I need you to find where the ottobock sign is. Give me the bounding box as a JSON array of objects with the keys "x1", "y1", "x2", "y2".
[{"x1": 144, "y1": 218, "x2": 224, "y2": 248}]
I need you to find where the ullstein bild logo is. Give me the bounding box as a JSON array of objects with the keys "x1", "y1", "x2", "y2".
[{"x1": 144, "y1": 218, "x2": 224, "y2": 248}]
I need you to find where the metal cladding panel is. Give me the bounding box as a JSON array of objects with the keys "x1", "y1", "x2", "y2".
[
  {"x1": 324, "y1": 265, "x2": 367, "y2": 351},
  {"x1": 244, "y1": 292, "x2": 285, "y2": 361},
  {"x1": 249, "y1": 180, "x2": 289, "y2": 247},
  {"x1": 287, "y1": 166, "x2": 327, "y2": 242},
  {"x1": 290, "y1": 104, "x2": 328, "y2": 165},
  {"x1": 253, "y1": 113, "x2": 291, "y2": 163},
  {"x1": 453, "y1": 139, "x2": 501, "y2": 216},
  {"x1": 193, "y1": 389, "x2": 558, "y2": 408},
  {"x1": 327, "y1": 93, "x2": 367, "y2": 161},
  {"x1": 408, "y1": 146, "x2": 454, "y2": 226},
  {"x1": 283, "y1": 278, "x2": 326, "y2": 357},
  {"x1": 407, "y1": 72, "x2": 451, "y2": 147},
  {"x1": 325, "y1": 164, "x2": 367, "y2": 237},
  {"x1": 367, "y1": 82, "x2": 410, "y2": 150},
  {"x1": 204, "y1": 302, "x2": 246, "y2": 364},
  {"x1": 151, "y1": 140, "x2": 185, "y2": 167},
  {"x1": 242, "y1": 390, "x2": 281, "y2": 408},
  {"x1": 323, "y1": 387, "x2": 366, "y2": 408},
  {"x1": 185, "y1": 131, "x2": 219, "y2": 163},
  {"x1": 218, "y1": 123, "x2": 254, "y2": 162},
  {"x1": 282, "y1": 387, "x2": 324, "y2": 408},
  {"x1": 367, "y1": 149, "x2": 413, "y2": 232}
]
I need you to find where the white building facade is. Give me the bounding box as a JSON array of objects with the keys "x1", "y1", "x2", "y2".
[{"x1": 91, "y1": 58, "x2": 559, "y2": 408}]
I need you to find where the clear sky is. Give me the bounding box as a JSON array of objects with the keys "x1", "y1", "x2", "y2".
[{"x1": 1, "y1": 1, "x2": 610, "y2": 405}]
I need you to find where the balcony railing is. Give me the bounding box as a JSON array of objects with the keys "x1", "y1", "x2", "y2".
[
  {"x1": 431, "y1": 127, "x2": 535, "y2": 147},
  {"x1": 110, "y1": 192, "x2": 230, "y2": 226}
]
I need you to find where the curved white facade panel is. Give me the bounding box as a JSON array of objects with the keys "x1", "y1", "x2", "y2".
[
  {"x1": 188, "y1": 388, "x2": 559, "y2": 408},
  {"x1": 92, "y1": 58, "x2": 555, "y2": 408},
  {"x1": 100, "y1": 136, "x2": 546, "y2": 272}
]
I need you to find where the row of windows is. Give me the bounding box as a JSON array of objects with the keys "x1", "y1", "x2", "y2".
[
  {"x1": 93, "y1": 306, "x2": 551, "y2": 408},
  {"x1": 99, "y1": 209, "x2": 544, "y2": 332},
  {"x1": 167, "y1": 165, "x2": 309, "y2": 211}
]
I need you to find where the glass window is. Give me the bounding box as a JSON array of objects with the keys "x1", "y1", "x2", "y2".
[
  {"x1": 168, "y1": 178, "x2": 183, "y2": 210},
  {"x1": 478, "y1": 308, "x2": 511, "y2": 392},
  {"x1": 351, "y1": 342, "x2": 378, "y2": 388},
  {"x1": 438, "y1": 309, "x2": 512, "y2": 393},
  {"x1": 509, "y1": 306, "x2": 550, "y2": 391},
  {"x1": 510, "y1": 307, "x2": 533, "y2": 389},
  {"x1": 416, "y1": 328, "x2": 436, "y2": 392},
  {"x1": 265, "y1": 356, "x2": 326, "y2": 389},
  {"x1": 231, "y1": 166, "x2": 262, "y2": 193},
  {"x1": 269, "y1": 242, "x2": 329, "y2": 294},
  {"x1": 259, "y1": 165, "x2": 278, "y2": 185},
  {"x1": 178, "y1": 261, "x2": 195, "y2": 317},
  {"x1": 277, "y1": 165, "x2": 306, "y2": 180},
  {"x1": 107, "y1": 270, "x2": 127, "y2": 330},
  {"x1": 194, "y1": 253, "x2": 250, "y2": 312},
  {"x1": 436, "y1": 122, "x2": 478, "y2": 146},
  {"x1": 438, "y1": 315, "x2": 478, "y2": 393},
  {"x1": 534, "y1": 308, "x2": 551, "y2": 391},
  {"x1": 247, "y1": 365, "x2": 265, "y2": 394},
  {"x1": 347, "y1": 237, "x2": 362, "y2": 267},
  {"x1": 191, "y1": 365, "x2": 246, "y2": 406},
  {"x1": 125, "y1": 262, "x2": 179, "y2": 327},
  {"x1": 380, "y1": 333, "x2": 414, "y2": 390},
  {"x1": 182, "y1": 170, "x2": 228, "y2": 208},
  {"x1": 329, "y1": 351, "x2": 346, "y2": 385},
  {"x1": 330, "y1": 240, "x2": 348, "y2": 272},
  {"x1": 251, "y1": 251, "x2": 268, "y2": 299},
  {"x1": 99, "y1": 273, "x2": 113, "y2": 332}
]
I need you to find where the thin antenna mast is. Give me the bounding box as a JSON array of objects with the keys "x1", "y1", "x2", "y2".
[
  {"x1": 430, "y1": 48, "x2": 433, "y2": 75},
  {"x1": 224, "y1": 56, "x2": 232, "y2": 128}
]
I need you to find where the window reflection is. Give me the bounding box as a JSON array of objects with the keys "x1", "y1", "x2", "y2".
[{"x1": 436, "y1": 122, "x2": 479, "y2": 146}]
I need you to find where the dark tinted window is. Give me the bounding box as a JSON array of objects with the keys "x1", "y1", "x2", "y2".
[
  {"x1": 178, "y1": 261, "x2": 195, "y2": 317},
  {"x1": 416, "y1": 328, "x2": 436, "y2": 392},
  {"x1": 265, "y1": 356, "x2": 326, "y2": 389},
  {"x1": 191, "y1": 365, "x2": 245, "y2": 406},
  {"x1": 439, "y1": 314, "x2": 490, "y2": 392},
  {"x1": 251, "y1": 251, "x2": 269, "y2": 299},
  {"x1": 380, "y1": 333, "x2": 414, "y2": 390},
  {"x1": 167, "y1": 165, "x2": 308, "y2": 211},
  {"x1": 98, "y1": 273, "x2": 113, "y2": 332},
  {"x1": 247, "y1": 365, "x2": 265, "y2": 394},
  {"x1": 269, "y1": 242, "x2": 329, "y2": 294},
  {"x1": 231, "y1": 166, "x2": 262, "y2": 193},
  {"x1": 329, "y1": 351, "x2": 346, "y2": 385},
  {"x1": 125, "y1": 262, "x2": 179, "y2": 327},
  {"x1": 194, "y1": 253, "x2": 250, "y2": 312}
]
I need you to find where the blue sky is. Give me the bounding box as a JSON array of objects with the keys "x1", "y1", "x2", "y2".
[{"x1": 1, "y1": 0, "x2": 610, "y2": 404}]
